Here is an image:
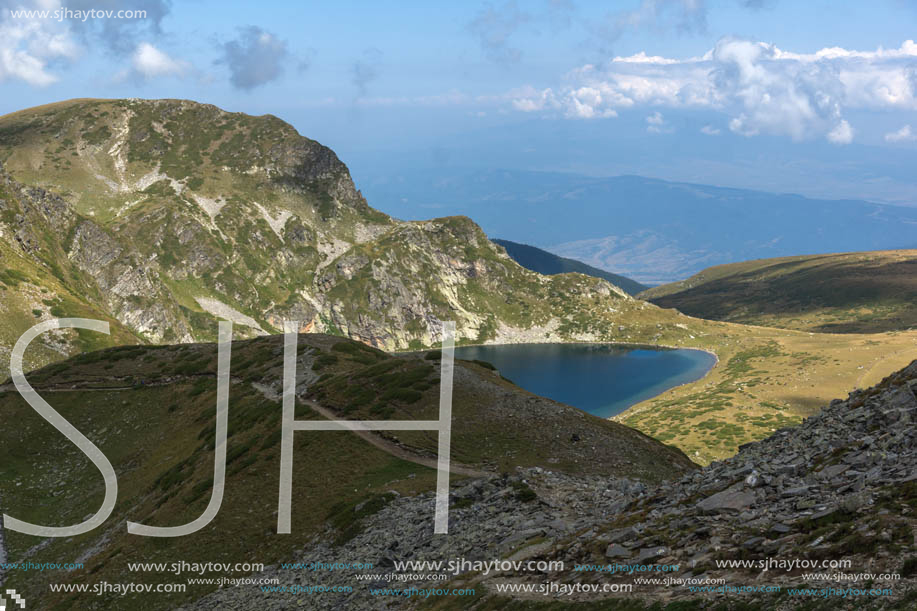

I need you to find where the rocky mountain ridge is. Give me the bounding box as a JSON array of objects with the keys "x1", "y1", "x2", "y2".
[{"x1": 0, "y1": 99, "x2": 702, "y2": 373}]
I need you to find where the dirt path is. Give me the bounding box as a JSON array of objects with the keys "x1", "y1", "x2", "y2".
[
  {"x1": 855, "y1": 345, "x2": 917, "y2": 388},
  {"x1": 0, "y1": 379, "x2": 491, "y2": 479},
  {"x1": 251, "y1": 382, "x2": 490, "y2": 478},
  {"x1": 299, "y1": 398, "x2": 490, "y2": 478}
]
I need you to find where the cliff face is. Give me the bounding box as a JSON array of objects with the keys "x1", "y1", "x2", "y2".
[
  {"x1": 0, "y1": 169, "x2": 142, "y2": 371},
  {"x1": 0, "y1": 99, "x2": 692, "y2": 371}
]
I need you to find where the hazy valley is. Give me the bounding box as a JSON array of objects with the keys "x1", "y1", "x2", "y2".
[{"x1": 357, "y1": 168, "x2": 917, "y2": 285}]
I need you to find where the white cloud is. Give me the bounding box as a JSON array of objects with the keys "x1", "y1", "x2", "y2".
[
  {"x1": 218, "y1": 26, "x2": 289, "y2": 90},
  {"x1": 131, "y1": 42, "x2": 186, "y2": 79},
  {"x1": 700, "y1": 124, "x2": 720, "y2": 135},
  {"x1": 0, "y1": 2, "x2": 80, "y2": 86},
  {"x1": 885, "y1": 124, "x2": 917, "y2": 142},
  {"x1": 645, "y1": 111, "x2": 669, "y2": 133},
  {"x1": 0, "y1": 0, "x2": 175, "y2": 86},
  {"x1": 612, "y1": 51, "x2": 681, "y2": 65},
  {"x1": 511, "y1": 38, "x2": 917, "y2": 143},
  {"x1": 827, "y1": 119, "x2": 854, "y2": 145}
]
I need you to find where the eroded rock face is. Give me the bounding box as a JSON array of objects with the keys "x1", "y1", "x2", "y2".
[
  {"x1": 183, "y1": 361, "x2": 917, "y2": 610},
  {"x1": 1, "y1": 171, "x2": 194, "y2": 346}
]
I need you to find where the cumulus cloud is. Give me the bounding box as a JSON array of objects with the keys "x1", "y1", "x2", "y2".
[
  {"x1": 645, "y1": 111, "x2": 670, "y2": 133},
  {"x1": 700, "y1": 124, "x2": 721, "y2": 135},
  {"x1": 0, "y1": 0, "x2": 177, "y2": 86},
  {"x1": 512, "y1": 37, "x2": 917, "y2": 143},
  {"x1": 467, "y1": 1, "x2": 529, "y2": 64},
  {"x1": 130, "y1": 42, "x2": 186, "y2": 79},
  {"x1": 885, "y1": 124, "x2": 917, "y2": 142},
  {"x1": 218, "y1": 26, "x2": 289, "y2": 90},
  {"x1": 0, "y1": 1, "x2": 80, "y2": 85},
  {"x1": 711, "y1": 37, "x2": 849, "y2": 141},
  {"x1": 827, "y1": 119, "x2": 854, "y2": 144}
]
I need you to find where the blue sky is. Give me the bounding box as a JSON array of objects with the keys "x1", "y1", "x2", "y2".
[{"x1": 2, "y1": 0, "x2": 917, "y2": 205}]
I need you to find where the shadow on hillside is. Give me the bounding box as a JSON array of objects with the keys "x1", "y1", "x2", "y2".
[{"x1": 651, "y1": 256, "x2": 917, "y2": 332}]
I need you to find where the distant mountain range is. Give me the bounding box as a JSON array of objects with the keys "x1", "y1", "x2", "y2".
[
  {"x1": 492, "y1": 238, "x2": 647, "y2": 295},
  {"x1": 356, "y1": 168, "x2": 917, "y2": 284}
]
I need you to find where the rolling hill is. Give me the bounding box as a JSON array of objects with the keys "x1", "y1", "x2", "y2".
[
  {"x1": 640, "y1": 250, "x2": 917, "y2": 333},
  {"x1": 492, "y1": 238, "x2": 648, "y2": 295}
]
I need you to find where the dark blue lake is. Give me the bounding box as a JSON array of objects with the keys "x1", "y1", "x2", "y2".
[{"x1": 453, "y1": 344, "x2": 716, "y2": 419}]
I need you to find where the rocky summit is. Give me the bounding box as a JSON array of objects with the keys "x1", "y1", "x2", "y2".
[
  {"x1": 0, "y1": 98, "x2": 702, "y2": 374},
  {"x1": 184, "y1": 360, "x2": 917, "y2": 610}
]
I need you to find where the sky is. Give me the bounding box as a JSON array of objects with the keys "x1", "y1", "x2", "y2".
[{"x1": 1, "y1": 0, "x2": 917, "y2": 205}]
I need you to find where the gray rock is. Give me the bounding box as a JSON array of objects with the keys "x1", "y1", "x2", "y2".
[
  {"x1": 605, "y1": 544, "x2": 631, "y2": 558},
  {"x1": 742, "y1": 536, "x2": 764, "y2": 549},
  {"x1": 770, "y1": 523, "x2": 792, "y2": 535},
  {"x1": 637, "y1": 546, "x2": 667, "y2": 563},
  {"x1": 818, "y1": 464, "x2": 849, "y2": 480},
  {"x1": 696, "y1": 489, "x2": 755, "y2": 514},
  {"x1": 606, "y1": 526, "x2": 637, "y2": 544}
]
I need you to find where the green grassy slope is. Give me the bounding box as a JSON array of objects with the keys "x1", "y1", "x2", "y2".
[
  {"x1": 492, "y1": 239, "x2": 648, "y2": 296},
  {"x1": 640, "y1": 249, "x2": 917, "y2": 333},
  {"x1": 0, "y1": 334, "x2": 696, "y2": 609}
]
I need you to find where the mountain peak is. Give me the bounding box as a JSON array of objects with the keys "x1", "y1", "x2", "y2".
[{"x1": 0, "y1": 98, "x2": 377, "y2": 222}]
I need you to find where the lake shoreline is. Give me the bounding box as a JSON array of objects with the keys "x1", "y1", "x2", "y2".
[
  {"x1": 395, "y1": 340, "x2": 720, "y2": 421},
  {"x1": 442, "y1": 342, "x2": 718, "y2": 420},
  {"x1": 397, "y1": 339, "x2": 721, "y2": 369},
  {"x1": 608, "y1": 349, "x2": 720, "y2": 423}
]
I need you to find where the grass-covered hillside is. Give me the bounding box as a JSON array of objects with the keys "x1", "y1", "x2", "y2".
[
  {"x1": 0, "y1": 334, "x2": 695, "y2": 609},
  {"x1": 641, "y1": 250, "x2": 917, "y2": 333}
]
